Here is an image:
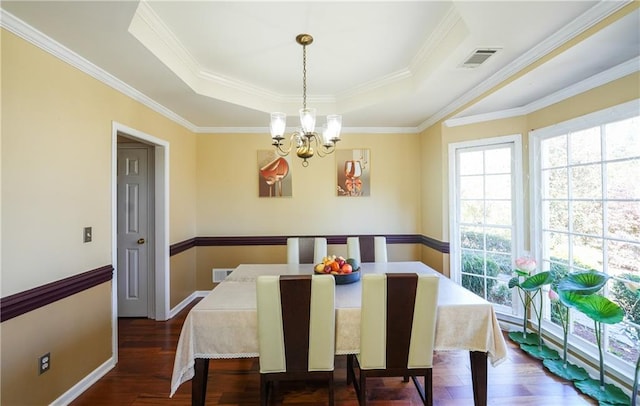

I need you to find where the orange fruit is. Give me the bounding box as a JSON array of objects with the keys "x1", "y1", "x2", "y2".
[{"x1": 330, "y1": 261, "x2": 340, "y2": 272}]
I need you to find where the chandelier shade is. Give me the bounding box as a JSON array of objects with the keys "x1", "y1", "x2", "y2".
[
  {"x1": 269, "y1": 112, "x2": 286, "y2": 139},
  {"x1": 269, "y1": 34, "x2": 342, "y2": 166}
]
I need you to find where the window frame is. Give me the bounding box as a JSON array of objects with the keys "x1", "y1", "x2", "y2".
[
  {"x1": 529, "y1": 98, "x2": 640, "y2": 383},
  {"x1": 448, "y1": 134, "x2": 525, "y2": 317}
]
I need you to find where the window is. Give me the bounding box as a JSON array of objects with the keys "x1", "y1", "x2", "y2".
[
  {"x1": 449, "y1": 135, "x2": 524, "y2": 316},
  {"x1": 531, "y1": 100, "x2": 640, "y2": 373}
]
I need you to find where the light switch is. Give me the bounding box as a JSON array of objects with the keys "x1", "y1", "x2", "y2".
[{"x1": 84, "y1": 227, "x2": 92, "y2": 243}]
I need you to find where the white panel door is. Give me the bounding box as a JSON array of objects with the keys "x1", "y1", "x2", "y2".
[{"x1": 117, "y1": 147, "x2": 149, "y2": 317}]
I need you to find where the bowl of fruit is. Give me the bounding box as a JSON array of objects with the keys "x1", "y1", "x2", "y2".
[{"x1": 314, "y1": 256, "x2": 361, "y2": 285}]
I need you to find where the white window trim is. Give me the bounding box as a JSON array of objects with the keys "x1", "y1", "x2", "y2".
[{"x1": 448, "y1": 134, "x2": 525, "y2": 316}]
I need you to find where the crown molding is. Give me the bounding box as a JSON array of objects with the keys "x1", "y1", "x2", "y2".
[
  {"x1": 133, "y1": 1, "x2": 282, "y2": 102},
  {"x1": 444, "y1": 108, "x2": 527, "y2": 128},
  {"x1": 337, "y1": 69, "x2": 413, "y2": 100},
  {"x1": 1, "y1": 9, "x2": 200, "y2": 133},
  {"x1": 194, "y1": 126, "x2": 418, "y2": 135},
  {"x1": 418, "y1": 0, "x2": 632, "y2": 132},
  {"x1": 409, "y1": 4, "x2": 462, "y2": 73},
  {"x1": 524, "y1": 56, "x2": 640, "y2": 114},
  {"x1": 444, "y1": 56, "x2": 640, "y2": 128}
]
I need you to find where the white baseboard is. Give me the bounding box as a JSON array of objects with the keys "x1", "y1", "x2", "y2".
[
  {"x1": 168, "y1": 291, "x2": 209, "y2": 319},
  {"x1": 50, "y1": 291, "x2": 208, "y2": 405},
  {"x1": 50, "y1": 357, "x2": 116, "y2": 405}
]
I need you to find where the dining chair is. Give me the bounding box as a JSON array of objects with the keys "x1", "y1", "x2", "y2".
[
  {"x1": 256, "y1": 274, "x2": 336, "y2": 406},
  {"x1": 347, "y1": 273, "x2": 439, "y2": 406},
  {"x1": 346, "y1": 236, "x2": 388, "y2": 263},
  {"x1": 287, "y1": 237, "x2": 328, "y2": 264}
]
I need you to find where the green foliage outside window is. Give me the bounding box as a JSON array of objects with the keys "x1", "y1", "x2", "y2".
[
  {"x1": 460, "y1": 230, "x2": 511, "y2": 274},
  {"x1": 461, "y1": 252, "x2": 499, "y2": 298},
  {"x1": 611, "y1": 273, "x2": 640, "y2": 344}
]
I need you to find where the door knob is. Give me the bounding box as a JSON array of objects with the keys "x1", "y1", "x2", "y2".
[{"x1": 137, "y1": 238, "x2": 145, "y2": 244}]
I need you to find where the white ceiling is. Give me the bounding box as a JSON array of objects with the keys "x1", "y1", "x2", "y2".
[{"x1": 2, "y1": 1, "x2": 639, "y2": 133}]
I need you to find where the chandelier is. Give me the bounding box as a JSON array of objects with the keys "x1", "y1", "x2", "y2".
[{"x1": 270, "y1": 34, "x2": 342, "y2": 167}]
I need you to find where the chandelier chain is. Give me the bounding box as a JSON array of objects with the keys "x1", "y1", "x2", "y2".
[{"x1": 302, "y1": 44, "x2": 307, "y2": 110}]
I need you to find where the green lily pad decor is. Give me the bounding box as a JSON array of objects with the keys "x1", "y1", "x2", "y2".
[
  {"x1": 571, "y1": 294, "x2": 625, "y2": 325},
  {"x1": 573, "y1": 378, "x2": 631, "y2": 405},
  {"x1": 520, "y1": 343, "x2": 560, "y2": 360},
  {"x1": 557, "y1": 270, "x2": 609, "y2": 295},
  {"x1": 520, "y1": 271, "x2": 554, "y2": 291},
  {"x1": 542, "y1": 359, "x2": 589, "y2": 381},
  {"x1": 508, "y1": 331, "x2": 540, "y2": 345}
]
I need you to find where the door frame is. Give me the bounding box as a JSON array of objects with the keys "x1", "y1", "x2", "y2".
[{"x1": 111, "y1": 122, "x2": 170, "y2": 360}]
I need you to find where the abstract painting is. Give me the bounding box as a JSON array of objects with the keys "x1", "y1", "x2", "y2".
[
  {"x1": 258, "y1": 150, "x2": 292, "y2": 197},
  {"x1": 337, "y1": 149, "x2": 370, "y2": 197}
]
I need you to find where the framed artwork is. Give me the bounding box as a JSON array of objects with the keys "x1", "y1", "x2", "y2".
[
  {"x1": 258, "y1": 150, "x2": 292, "y2": 197},
  {"x1": 337, "y1": 149, "x2": 370, "y2": 197}
]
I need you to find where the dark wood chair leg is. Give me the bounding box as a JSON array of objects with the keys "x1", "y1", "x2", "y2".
[
  {"x1": 425, "y1": 370, "x2": 433, "y2": 406},
  {"x1": 347, "y1": 354, "x2": 353, "y2": 385},
  {"x1": 260, "y1": 375, "x2": 267, "y2": 406},
  {"x1": 192, "y1": 358, "x2": 209, "y2": 406},
  {"x1": 329, "y1": 375, "x2": 335, "y2": 406},
  {"x1": 470, "y1": 351, "x2": 488, "y2": 406},
  {"x1": 360, "y1": 371, "x2": 367, "y2": 406}
]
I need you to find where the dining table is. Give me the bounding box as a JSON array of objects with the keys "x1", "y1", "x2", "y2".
[{"x1": 170, "y1": 261, "x2": 508, "y2": 405}]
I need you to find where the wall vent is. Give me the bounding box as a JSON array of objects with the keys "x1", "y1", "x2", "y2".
[
  {"x1": 459, "y1": 48, "x2": 500, "y2": 68},
  {"x1": 212, "y1": 268, "x2": 233, "y2": 283}
]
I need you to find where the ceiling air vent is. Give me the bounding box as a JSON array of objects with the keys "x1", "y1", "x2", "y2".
[{"x1": 459, "y1": 48, "x2": 500, "y2": 68}]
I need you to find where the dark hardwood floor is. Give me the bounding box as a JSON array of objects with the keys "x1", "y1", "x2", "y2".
[{"x1": 71, "y1": 299, "x2": 596, "y2": 405}]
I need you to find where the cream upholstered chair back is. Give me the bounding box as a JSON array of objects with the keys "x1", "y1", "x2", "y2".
[
  {"x1": 256, "y1": 274, "x2": 336, "y2": 405},
  {"x1": 348, "y1": 272, "x2": 439, "y2": 405},
  {"x1": 287, "y1": 237, "x2": 328, "y2": 264},
  {"x1": 359, "y1": 273, "x2": 438, "y2": 369},
  {"x1": 346, "y1": 236, "x2": 388, "y2": 263},
  {"x1": 374, "y1": 236, "x2": 387, "y2": 262}
]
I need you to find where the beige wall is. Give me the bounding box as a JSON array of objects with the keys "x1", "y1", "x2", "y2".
[
  {"x1": 2, "y1": 29, "x2": 113, "y2": 295},
  {"x1": 419, "y1": 123, "x2": 444, "y2": 240},
  {"x1": 0, "y1": 283, "x2": 112, "y2": 405},
  {"x1": 1, "y1": 29, "x2": 197, "y2": 404},
  {"x1": 194, "y1": 130, "x2": 424, "y2": 287},
  {"x1": 170, "y1": 250, "x2": 197, "y2": 308},
  {"x1": 196, "y1": 132, "x2": 422, "y2": 236},
  {"x1": 528, "y1": 73, "x2": 640, "y2": 131},
  {"x1": 2, "y1": 30, "x2": 197, "y2": 295}
]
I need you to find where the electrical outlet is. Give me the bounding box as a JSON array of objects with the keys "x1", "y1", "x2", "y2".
[
  {"x1": 83, "y1": 227, "x2": 92, "y2": 243},
  {"x1": 39, "y1": 352, "x2": 50, "y2": 375}
]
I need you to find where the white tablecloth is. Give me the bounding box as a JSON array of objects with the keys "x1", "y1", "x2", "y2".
[{"x1": 170, "y1": 262, "x2": 507, "y2": 396}]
